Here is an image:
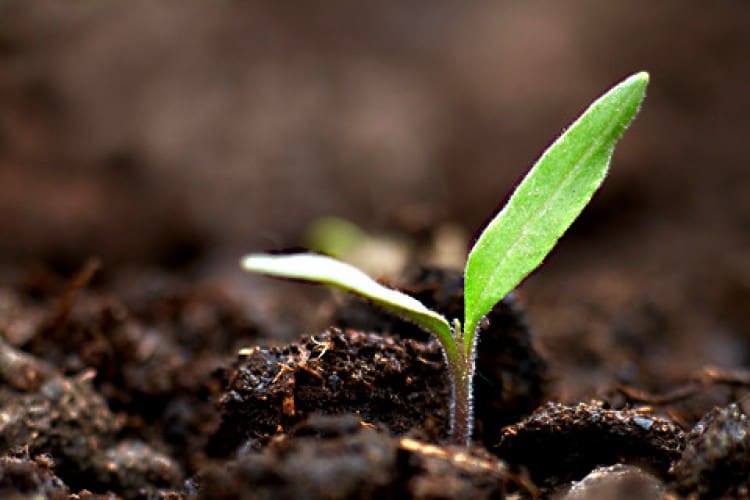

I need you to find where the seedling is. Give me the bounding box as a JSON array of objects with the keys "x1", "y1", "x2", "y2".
[{"x1": 242, "y1": 72, "x2": 649, "y2": 446}]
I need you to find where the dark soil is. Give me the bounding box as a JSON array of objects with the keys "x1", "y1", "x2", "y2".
[
  {"x1": 2, "y1": 264, "x2": 750, "y2": 498},
  {"x1": 2, "y1": 3, "x2": 750, "y2": 497}
]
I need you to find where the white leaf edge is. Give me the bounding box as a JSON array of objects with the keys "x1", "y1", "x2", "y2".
[{"x1": 241, "y1": 253, "x2": 454, "y2": 349}]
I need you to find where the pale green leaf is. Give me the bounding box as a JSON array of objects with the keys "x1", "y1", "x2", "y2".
[
  {"x1": 242, "y1": 253, "x2": 455, "y2": 355},
  {"x1": 463, "y1": 72, "x2": 649, "y2": 352}
]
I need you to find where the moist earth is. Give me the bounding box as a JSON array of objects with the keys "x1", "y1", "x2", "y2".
[{"x1": 2, "y1": 265, "x2": 750, "y2": 498}]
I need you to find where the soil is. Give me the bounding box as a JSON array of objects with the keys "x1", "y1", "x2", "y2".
[
  {"x1": 2, "y1": 2, "x2": 750, "y2": 498},
  {"x1": 2, "y1": 263, "x2": 750, "y2": 499}
]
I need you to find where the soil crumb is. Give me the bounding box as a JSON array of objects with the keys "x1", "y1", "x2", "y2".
[
  {"x1": 497, "y1": 401, "x2": 684, "y2": 489},
  {"x1": 671, "y1": 403, "x2": 750, "y2": 498}
]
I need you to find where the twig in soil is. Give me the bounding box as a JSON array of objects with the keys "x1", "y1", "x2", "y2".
[
  {"x1": 310, "y1": 335, "x2": 332, "y2": 359},
  {"x1": 271, "y1": 363, "x2": 296, "y2": 385},
  {"x1": 400, "y1": 437, "x2": 540, "y2": 498},
  {"x1": 697, "y1": 365, "x2": 750, "y2": 386},
  {"x1": 615, "y1": 384, "x2": 700, "y2": 405},
  {"x1": 615, "y1": 365, "x2": 750, "y2": 408},
  {"x1": 296, "y1": 364, "x2": 325, "y2": 382},
  {"x1": 45, "y1": 257, "x2": 101, "y2": 330}
]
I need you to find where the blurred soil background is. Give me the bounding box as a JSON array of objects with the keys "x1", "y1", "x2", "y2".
[{"x1": 1, "y1": 1, "x2": 749, "y2": 399}]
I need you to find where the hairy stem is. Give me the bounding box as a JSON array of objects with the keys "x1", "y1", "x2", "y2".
[
  {"x1": 448, "y1": 349, "x2": 474, "y2": 445},
  {"x1": 441, "y1": 320, "x2": 475, "y2": 446}
]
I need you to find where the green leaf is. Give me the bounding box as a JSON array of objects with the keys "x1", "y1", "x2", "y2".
[
  {"x1": 463, "y1": 72, "x2": 649, "y2": 352},
  {"x1": 242, "y1": 253, "x2": 455, "y2": 355}
]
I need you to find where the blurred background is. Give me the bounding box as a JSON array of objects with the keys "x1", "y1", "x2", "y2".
[{"x1": 1, "y1": 1, "x2": 749, "y2": 381}]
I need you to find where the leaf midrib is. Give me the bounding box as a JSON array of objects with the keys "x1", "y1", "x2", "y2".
[{"x1": 469, "y1": 116, "x2": 618, "y2": 323}]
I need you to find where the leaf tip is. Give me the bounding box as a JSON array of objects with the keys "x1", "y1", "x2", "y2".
[
  {"x1": 634, "y1": 71, "x2": 650, "y2": 83},
  {"x1": 613, "y1": 71, "x2": 650, "y2": 95},
  {"x1": 625, "y1": 71, "x2": 650, "y2": 95}
]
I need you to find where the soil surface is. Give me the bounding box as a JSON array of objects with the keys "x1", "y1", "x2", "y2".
[
  {"x1": 2, "y1": 2, "x2": 750, "y2": 498},
  {"x1": 2, "y1": 264, "x2": 750, "y2": 498}
]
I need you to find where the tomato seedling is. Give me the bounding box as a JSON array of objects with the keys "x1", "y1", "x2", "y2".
[{"x1": 242, "y1": 72, "x2": 649, "y2": 446}]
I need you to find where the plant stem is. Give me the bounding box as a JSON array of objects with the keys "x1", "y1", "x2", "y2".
[{"x1": 447, "y1": 347, "x2": 474, "y2": 446}]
